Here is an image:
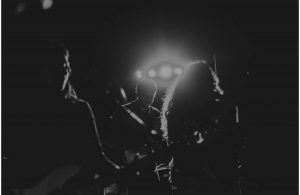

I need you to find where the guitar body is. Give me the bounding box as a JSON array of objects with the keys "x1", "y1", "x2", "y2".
[{"x1": 11, "y1": 165, "x2": 80, "y2": 195}]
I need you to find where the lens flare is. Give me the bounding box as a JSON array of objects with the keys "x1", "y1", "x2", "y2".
[
  {"x1": 160, "y1": 66, "x2": 173, "y2": 79},
  {"x1": 148, "y1": 69, "x2": 156, "y2": 78},
  {"x1": 135, "y1": 70, "x2": 143, "y2": 79},
  {"x1": 174, "y1": 67, "x2": 183, "y2": 75}
]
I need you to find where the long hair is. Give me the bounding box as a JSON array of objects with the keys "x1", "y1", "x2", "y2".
[{"x1": 160, "y1": 61, "x2": 224, "y2": 140}]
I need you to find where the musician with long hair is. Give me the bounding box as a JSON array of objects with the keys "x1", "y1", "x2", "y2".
[{"x1": 161, "y1": 61, "x2": 238, "y2": 194}]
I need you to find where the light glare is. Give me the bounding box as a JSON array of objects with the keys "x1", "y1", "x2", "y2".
[
  {"x1": 135, "y1": 70, "x2": 143, "y2": 79},
  {"x1": 174, "y1": 67, "x2": 183, "y2": 75},
  {"x1": 148, "y1": 69, "x2": 156, "y2": 78},
  {"x1": 41, "y1": 0, "x2": 53, "y2": 10},
  {"x1": 160, "y1": 66, "x2": 172, "y2": 79}
]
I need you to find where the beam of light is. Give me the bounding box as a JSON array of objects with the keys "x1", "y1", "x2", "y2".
[
  {"x1": 160, "y1": 65, "x2": 173, "y2": 79},
  {"x1": 137, "y1": 40, "x2": 192, "y2": 75},
  {"x1": 148, "y1": 69, "x2": 156, "y2": 78},
  {"x1": 41, "y1": 0, "x2": 53, "y2": 10},
  {"x1": 174, "y1": 67, "x2": 183, "y2": 75},
  {"x1": 135, "y1": 70, "x2": 143, "y2": 79}
]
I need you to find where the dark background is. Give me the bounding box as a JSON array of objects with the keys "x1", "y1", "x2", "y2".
[{"x1": 3, "y1": 0, "x2": 298, "y2": 194}]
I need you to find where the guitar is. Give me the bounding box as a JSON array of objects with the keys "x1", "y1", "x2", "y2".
[
  {"x1": 4, "y1": 128, "x2": 217, "y2": 195},
  {"x1": 113, "y1": 128, "x2": 208, "y2": 177},
  {"x1": 5, "y1": 160, "x2": 120, "y2": 195},
  {"x1": 121, "y1": 122, "x2": 221, "y2": 172},
  {"x1": 4, "y1": 163, "x2": 81, "y2": 195}
]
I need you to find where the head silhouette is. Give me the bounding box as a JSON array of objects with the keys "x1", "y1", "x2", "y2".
[{"x1": 135, "y1": 78, "x2": 158, "y2": 107}]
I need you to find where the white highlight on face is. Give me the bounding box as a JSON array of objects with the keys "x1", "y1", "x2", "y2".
[{"x1": 61, "y1": 72, "x2": 70, "y2": 91}]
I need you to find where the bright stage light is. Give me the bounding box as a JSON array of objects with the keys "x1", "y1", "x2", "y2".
[
  {"x1": 174, "y1": 67, "x2": 183, "y2": 75},
  {"x1": 160, "y1": 65, "x2": 173, "y2": 79},
  {"x1": 148, "y1": 69, "x2": 156, "y2": 78},
  {"x1": 41, "y1": 0, "x2": 53, "y2": 10},
  {"x1": 135, "y1": 70, "x2": 143, "y2": 79}
]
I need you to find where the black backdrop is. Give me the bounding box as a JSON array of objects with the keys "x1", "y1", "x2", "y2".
[{"x1": 3, "y1": 0, "x2": 298, "y2": 194}]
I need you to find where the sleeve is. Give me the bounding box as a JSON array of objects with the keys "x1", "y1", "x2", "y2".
[
  {"x1": 105, "y1": 106, "x2": 128, "y2": 149},
  {"x1": 80, "y1": 100, "x2": 121, "y2": 171}
]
